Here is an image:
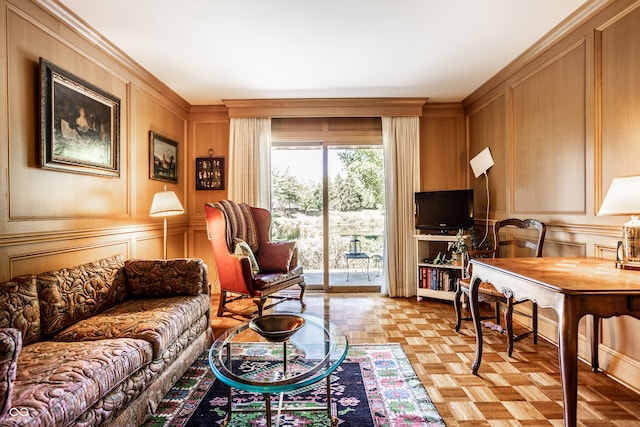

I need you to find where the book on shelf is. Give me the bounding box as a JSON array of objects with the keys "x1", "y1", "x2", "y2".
[{"x1": 418, "y1": 266, "x2": 460, "y2": 292}]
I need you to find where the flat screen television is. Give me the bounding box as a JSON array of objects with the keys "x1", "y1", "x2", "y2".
[{"x1": 415, "y1": 189, "x2": 474, "y2": 233}]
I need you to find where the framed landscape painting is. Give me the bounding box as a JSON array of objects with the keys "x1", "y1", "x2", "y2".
[
  {"x1": 150, "y1": 132, "x2": 179, "y2": 183},
  {"x1": 39, "y1": 58, "x2": 120, "y2": 177}
]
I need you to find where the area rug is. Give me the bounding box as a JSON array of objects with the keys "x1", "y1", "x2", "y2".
[{"x1": 143, "y1": 343, "x2": 446, "y2": 426}]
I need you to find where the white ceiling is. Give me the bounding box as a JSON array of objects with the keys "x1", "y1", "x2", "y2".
[{"x1": 58, "y1": 0, "x2": 589, "y2": 105}]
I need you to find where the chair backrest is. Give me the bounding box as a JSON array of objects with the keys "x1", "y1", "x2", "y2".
[
  {"x1": 208, "y1": 200, "x2": 262, "y2": 253},
  {"x1": 494, "y1": 218, "x2": 546, "y2": 258},
  {"x1": 204, "y1": 203, "x2": 255, "y2": 294},
  {"x1": 465, "y1": 224, "x2": 499, "y2": 277}
]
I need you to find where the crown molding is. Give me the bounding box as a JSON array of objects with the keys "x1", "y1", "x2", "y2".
[{"x1": 222, "y1": 98, "x2": 428, "y2": 118}]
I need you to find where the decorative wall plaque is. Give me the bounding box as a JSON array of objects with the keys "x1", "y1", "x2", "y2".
[{"x1": 195, "y1": 157, "x2": 224, "y2": 190}]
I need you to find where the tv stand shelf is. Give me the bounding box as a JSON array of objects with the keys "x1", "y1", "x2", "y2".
[{"x1": 414, "y1": 234, "x2": 466, "y2": 302}]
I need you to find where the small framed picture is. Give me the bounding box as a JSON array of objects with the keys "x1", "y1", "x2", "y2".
[
  {"x1": 195, "y1": 157, "x2": 225, "y2": 190},
  {"x1": 150, "y1": 132, "x2": 179, "y2": 183},
  {"x1": 39, "y1": 58, "x2": 120, "y2": 177}
]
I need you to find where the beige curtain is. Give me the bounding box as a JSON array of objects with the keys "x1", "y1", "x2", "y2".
[
  {"x1": 227, "y1": 117, "x2": 272, "y2": 208},
  {"x1": 381, "y1": 116, "x2": 420, "y2": 297}
]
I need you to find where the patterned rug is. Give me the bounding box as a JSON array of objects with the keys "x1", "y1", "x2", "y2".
[{"x1": 143, "y1": 343, "x2": 446, "y2": 426}]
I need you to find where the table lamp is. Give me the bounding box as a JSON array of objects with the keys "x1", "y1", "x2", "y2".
[
  {"x1": 149, "y1": 186, "x2": 184, "y2": 259},
  {"x1": 598, "y1": 175, "x2": 640, "y2": 270}
]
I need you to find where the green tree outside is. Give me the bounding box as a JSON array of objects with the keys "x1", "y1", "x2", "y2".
[{"x1": 271, "y1": 148, "x2": 385, "y2": 271}]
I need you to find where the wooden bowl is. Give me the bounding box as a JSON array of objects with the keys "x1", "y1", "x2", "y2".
[{"x1": 249, "y1": 314, "x2": 306, "y2": 342}]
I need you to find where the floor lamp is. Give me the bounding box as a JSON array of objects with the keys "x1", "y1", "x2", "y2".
[
  {"x1": 149, "y1": 186, "x2": 184, "y2": 260},
  {"x1": 470, "y1": 147, "x2": 495, "y2": 248}
]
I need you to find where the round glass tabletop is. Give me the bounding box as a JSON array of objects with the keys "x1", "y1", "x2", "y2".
[{"x1": 209, "y1": 313, "x2": 348, "y2": 394}]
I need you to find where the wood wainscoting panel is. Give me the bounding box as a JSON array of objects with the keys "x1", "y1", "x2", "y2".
[
  {"x1": 132, "y1": 85, "x2": 188, "y2": 218},
  {"x1": 135, "y1": 235, "x2": 161, "y2": 261},
  {"x1": 595, "y1": 243, "x2": 619, "y2": 260},
  {"x1": 6, "y1": 5, "x2": 130, "y2": 223},
  {"x1": 599, "y1": 4, "x2": 640, "y2": 206},
  {"x1": 541, "y1": 238, "x2": 587, "y2": 258},
  {"x1": 133, "y1": 223, "x2": 188, "y2": 261},
  {"x1": 8, "y1": 241, "x2": 130, "y2": 278},
  {"x1": 460, "y1": 0, "x2": 640, "y2": 404},
  {"x1": 164, "y1": 227, "x2": 188, "y2": 261},
  {"x1": 189, "y1": 108, "x2": 231, "y2": 214},
  {"x1": 601, "y1": 316, "x2": 640, "y2": 371},
  {"x1": 190, "y1": 227, "x2": 218, "y2": 294},
  {"x1": 511, "y1": 41, "x2": 587, "y2": 215},
  {"x1": 419, "y1": 104, "x2": 466, "y2": 191},
  {"x1": 466, "y1": 94, "x2": 507, "y2": 217}
]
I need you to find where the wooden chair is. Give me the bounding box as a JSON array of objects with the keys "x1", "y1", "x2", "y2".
[
  {"x1": 454, "y1": 218, "x2": 546, "y2": 356},
  {"x1": 205, "y1": 201, "x2": 306, "y2": 318}
]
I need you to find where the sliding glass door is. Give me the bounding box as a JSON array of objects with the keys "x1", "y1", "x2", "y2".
[
  {"x1": 271, "y1": 143, "x2": 384, "y2": 292},
  {"x1": 271, "y1": 145, "x2": 325, "y2": 287}
]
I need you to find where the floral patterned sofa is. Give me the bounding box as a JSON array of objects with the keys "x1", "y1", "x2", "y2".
[{"x1": 0, "y1": 255, "x2": 213, "y2": 427}]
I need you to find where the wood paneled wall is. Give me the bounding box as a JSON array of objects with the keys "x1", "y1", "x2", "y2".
[
  {"x1": 419, "y1": 103, "x2": 466, "y2": 191},
  {"x1": 188, "y1": 106, "x2": 230, "y2": 294},
  {"x1": 0, "y1": 0, "x2": 192, "y2": 280},
  {"x1": 4, "y1": 0, "x2": 640, "y2": 395},
  {"x1": 463, "y1": 0, "x2": 640, "y2": 392}
]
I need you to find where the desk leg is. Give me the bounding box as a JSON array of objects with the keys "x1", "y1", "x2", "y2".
[
  {"x1": 591, "y1": 315, "x2": 600, "y2": 372},
  {"x1": 469, "y1": 276, "x2": 483, "y2": 375},
  {"x1": 558, "y1": 298, "x2": 579, "y2": 427}
]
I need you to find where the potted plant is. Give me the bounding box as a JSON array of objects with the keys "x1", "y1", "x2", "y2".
[{"x1": 448, "y1": 228, "x2": 469, "y2": 266}]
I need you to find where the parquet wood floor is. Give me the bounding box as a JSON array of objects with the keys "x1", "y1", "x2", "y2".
[{"x1": 210, "y1": 292, "x2": 640, "y2": 426}]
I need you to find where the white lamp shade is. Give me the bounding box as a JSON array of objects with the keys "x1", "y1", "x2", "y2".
[
  {"x1": 598, "y1": 176, "x2": 640, "y2": 216},
  {"x1": 149, "y1": 190, "x2": 184, "y2": 217}
]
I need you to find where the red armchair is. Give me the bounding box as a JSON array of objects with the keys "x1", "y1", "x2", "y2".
[{"x1": 205, "y1": 201, "x2": 306, "y2": 318}]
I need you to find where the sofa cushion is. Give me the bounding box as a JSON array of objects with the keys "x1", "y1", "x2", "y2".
[
  {"x1": 12, "y1": 338, "x2": 151, "y2": 427},
  {"x1": 35, "y1": 255, "x2": 127, "y2": 337},
  {"x1": 124, "y1": 258, "x2": 208, "y2": 298},
  {"x1": 254, "y1": 265, "x2": 304, "y2": 291},
  {"x1": 0, "y1": 276, "x2": 41, "y2": 345},
  {"x1": 256, "y1": 241, "x2": 294, "y2": 273},
  {"x1": 0, "y1": 328, "x2": 21, "y2": 423},
  {"x1": 53, "y1": 294, "x2": 210, "y2": 359}
]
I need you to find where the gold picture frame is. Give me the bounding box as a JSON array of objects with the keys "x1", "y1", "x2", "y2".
[
  {"x1": 39, "y1": 58, "x2": 120, "y2": 177},
  {"x1": 150, "y1": 132, "x2": 179, "y2": 183}
]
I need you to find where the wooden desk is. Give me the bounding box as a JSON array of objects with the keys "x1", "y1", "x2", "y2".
[{"x1": 468, "y1": 257, "x2": 640, "y2": 427}]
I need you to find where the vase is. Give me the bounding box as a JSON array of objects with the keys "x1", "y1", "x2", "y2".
[{"x1": 450, "y1": 254, "x2": 463, "y2": 266}]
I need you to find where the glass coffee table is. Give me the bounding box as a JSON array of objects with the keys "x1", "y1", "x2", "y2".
[{"x1": 209, "y1": 314, "x2": 348, "y2": 427}]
